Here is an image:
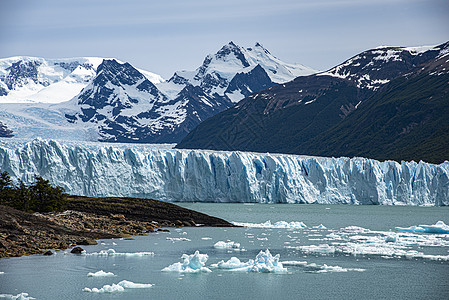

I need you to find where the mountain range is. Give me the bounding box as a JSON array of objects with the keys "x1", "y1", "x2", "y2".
[
  {"x1": 177, "y1": 42, "x2": 449, "y2": 164},
  {"x1": 0, "y1": 42, "x2": 316, "y2": 142},
  {"x1": 1, "y1": 41, "x2": 448, "y2": 163}
]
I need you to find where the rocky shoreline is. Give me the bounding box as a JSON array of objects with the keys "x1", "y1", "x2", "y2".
[{"x1": 0, "y1": 196, "x2": 233, "y2": 258}]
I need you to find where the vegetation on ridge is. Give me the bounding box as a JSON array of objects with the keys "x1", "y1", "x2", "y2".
[{"x1": 0, "y1": 171, "x2": 67, "y2": 213}]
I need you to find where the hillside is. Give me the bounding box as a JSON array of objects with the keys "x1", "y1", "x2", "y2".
[{"x1": 177, "y1": 42, "x2": 449, "y2": 163}]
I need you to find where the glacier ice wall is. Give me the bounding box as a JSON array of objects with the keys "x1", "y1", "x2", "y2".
[{"x1": 0, "y1": 139, "x2": 448, "y2": 206}]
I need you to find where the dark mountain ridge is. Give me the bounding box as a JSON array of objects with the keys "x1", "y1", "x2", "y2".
[{"x1": 177, "y1": 42, "x2": 449, "y2": 164}]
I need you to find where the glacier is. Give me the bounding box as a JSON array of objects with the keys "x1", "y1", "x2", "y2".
[{"x1": 0, "y1": 139, "x2": 448, "y2": 206}]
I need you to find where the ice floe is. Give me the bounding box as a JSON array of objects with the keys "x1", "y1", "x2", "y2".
[
  {"x1": 232, "y1": 220, "x2": 307, "y2": 229},
  {"x1": 162, "y1": 251, "x2": 211, "y2": 273},
  {"x1": 83, "y1": 280, "x2": 153, "y2": 293},
  {"x1": 0, "y1": 293, "x2": 35, "y2": 300},
  {"x1": 212, "y1": 249, "x2": 287, "y2": 273},
  {"x1": 282, "y1": 261, "x2": 364, "y2": 273},
  {"x1": 286, "y1": 223, "x2": 449, "y2": 261},
  {"x1": 83, "y1": 249, "x2": 154, "y2": 256},
  {"x1": 166, "y1": 237, "x2": 191, "y2": 242},
  {"x1": 314, "y1": 224, "x2": 327, "y2": 229},
  {"x1": 396, "y1": 221, "x2": 449, "y2": 234},
  {"x1": 214, "y1": 241, "x2": 241, "y2": 249},
  {"x1": 87, "y1": 270, "x2": 115, "y2": 277}
]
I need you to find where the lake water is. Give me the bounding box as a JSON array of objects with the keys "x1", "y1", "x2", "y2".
[{"x1": 0, "y1": 204, "x2": 448, "y2": 299}]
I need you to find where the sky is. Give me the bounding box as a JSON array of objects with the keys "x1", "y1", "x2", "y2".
[{"x1": 0, "y1": 0, "x2": 448, "y2": 78}]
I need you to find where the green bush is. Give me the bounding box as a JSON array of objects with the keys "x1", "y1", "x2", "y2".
[{"x1": 0, "y1": 171, "x2": 67, "y2": 212}]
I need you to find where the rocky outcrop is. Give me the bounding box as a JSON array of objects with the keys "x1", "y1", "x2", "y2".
[{"x1": 0, "y1": 196, "x2": 233, "y2": 258}]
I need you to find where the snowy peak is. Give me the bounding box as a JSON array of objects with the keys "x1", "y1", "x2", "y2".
[
  {"x1": 214, "y1": 41, "x2": 250, "y2": 68},
  {"x1": 0, "y1": 56, "x2": 102, "y2": 103},
  {"x1": 0, "y1": 56, "x2": 163, "y2": 104},
  {"x1": 70, "y1": 59, "x2": 166, "y2": 123},
  {"x1": 318, "y1": 42, "x2": 446, "y2": 90},
  {"x1": 165, "y1": 41, "x2": 318, "y2": 102}
]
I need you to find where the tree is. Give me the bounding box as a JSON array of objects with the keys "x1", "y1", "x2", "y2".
[
  {"x1": 0, "y1": 171, "x2": 14, "y2": 207},
  {"x1": 29, "y1": 175, "x2": 67, "y2": 212}
]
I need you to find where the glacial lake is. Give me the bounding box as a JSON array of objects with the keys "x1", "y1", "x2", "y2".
[{"x1": 0, "y1": 204, "x2": 448, "y2": 300}]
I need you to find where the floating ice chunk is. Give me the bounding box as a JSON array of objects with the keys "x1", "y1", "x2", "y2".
[
  {"x1": 281, "y1": 260, "x2": 308, "y2": 266},
  {"x1": 0, "y1": 272, "x2": 4, "y2": 274},
  {"x1": 282, "y1": 260, "x2": 365, "y2": 272},
  {"x1": 84, "y1": 249, "x2": 154, "y2": 256},
  {"x1": 396, "y1": 221, "x2": 449, "y2": 234},
  {"x1": 201, "y1": 237, "x2": 212, "y2": 240},
  {"x1": 293, "y1": 244, "x2": 336, "y2": 254},
  {"x1": 314, "y1": 224, "x2": 327, "y2": 229},
  {"x1": 0, "y1": 293, "x2": 35, "y2": 300},
  {"x1": 384, "y1": 234, "x2": 397, "y2": 243},
  {"x1": 213, "y1": 249, "x2": 287, "y2": 273},
  {"x1": 214, "y1": 257, "x2": 249, "y2": 269},
  {"x1": 162, "y1": 251, "x2": 211, "y2": 273},
  {"x1": 166, "y1": 237, "x2": 191, "y2": 242},
  {"x1": 214, "y1": 241, "x2": 241, "y2": 249},
  {"x1": 83, "y1": 280, "x2": 153, "y2": 293},
  {"x1": 305, "y1": 263, "x2": 365, "y2": 273},
  {"x1": 232, "y1": 220, "x2": 307, "y2": 229},
  {"x1": 87, "y1": 270, "x2": 115, "y2": 277}
]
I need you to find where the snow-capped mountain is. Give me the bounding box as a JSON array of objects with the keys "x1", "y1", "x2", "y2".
[
  {"x1": 158, "y1": 42, "x2": 317, "y2": 102},
  {"x1": 178, "y1": 41, "x2": 449, "y2": 163},
  {"x1": 0, "y1": 56, "x2": 163, "y2": 104},
  {"x1": 0, "y1": 42, "x2": 314, "y2": 143},
  {"x1": 317, "y1": 43, "x2": 446, "y2": 90}
]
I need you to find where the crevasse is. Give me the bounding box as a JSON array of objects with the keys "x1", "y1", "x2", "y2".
[{"x1": 0, "y1": 139, "x2": 447, "y2": 206}]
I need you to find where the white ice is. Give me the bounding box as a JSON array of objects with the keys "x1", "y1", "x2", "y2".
[
  {"x1": 1, "y1": 139, "x2": 448, "y2": 206},
  {"x1": 287, "y1": 224, "x2": 449, "y2": 261},
  {"x1": 232, "y1": 220, "x2": 307, "y2": 229},
  {"x1": 83, "y1": 249, "x2": 154, "y2": 256},
  {"x1": 166, "y1": 237, "x2": 191, "y2": 242},
  {"x1": 396, "y1": 221, "x2": 449, "y2": 234},
  {"x1": 214, "y1": 241, "x2": 241, "y2": 249},
  {"x1": 162, "y1": 250, "x2": 211, "y2": 273},
  {"x1": 0, "y1": 293, "x2": 35, "y2": 300},
  {"x1": 87, "y1": 270, "x2": 115, "y2": 277},
  {"x1": 212, "y1": 249, "x2": 287, "y2": 273},
  {"x1": 82, "y1": 280, "x2": 153, "y2": 293}
]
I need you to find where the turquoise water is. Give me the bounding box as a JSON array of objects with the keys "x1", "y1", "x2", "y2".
[{"x1": 0, "y1": 204, "x2": 448, "y2": 299}]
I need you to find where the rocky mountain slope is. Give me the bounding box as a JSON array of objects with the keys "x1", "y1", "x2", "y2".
[
  {"x1": 177, "y1": 42, "x2": 449, "y2": 163},
  {"x1": 0, "y1": 42, "x2": 315, "y2": 143}
]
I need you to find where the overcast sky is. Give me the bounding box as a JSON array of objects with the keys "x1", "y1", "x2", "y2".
[{"x1": 0, "y1": 0, "x2": 448, "y2": 78}]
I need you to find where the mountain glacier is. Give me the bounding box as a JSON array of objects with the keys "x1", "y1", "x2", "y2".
[
  {"x1": 0, "y1": 42, "x2": 316, "y2": 143},
  {"x1": 0, "y1": 139, "x2": 447, "y2": 206}
]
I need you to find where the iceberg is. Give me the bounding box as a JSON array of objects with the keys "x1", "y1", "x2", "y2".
[
  {"x1": 82, "y1": 280, "x2": 153, "y2": 293},
  {"x1": 162, "y1": 250, "x2": 211, "y2": 273},
  {"x1": 0, "y1": 139, "x2": 448, "y2": 205},
  {"x1": 83, "y1": 249, "x2": 154, "y2": 256},
  {"x1": 232, "y1": 220, "x2": 307, "y2": 229},
  {"x1": 288, "y1": 224, "x2": 449, "y2": 261},
  {"x1": 214, "y1": 241, "x2": 241, "y2": 249},
  {"x1": 396, "y1": 221, "x2": 449, "y2": 234},
  {"x1": 0, "y1": 294, "x2": 35, "y2": 300},
  {"x1": 212, "y1": 249, "x2": 287, "y2": 273},
  {"x1": 166, "y1": 237, "x2": 191, "y2": 242},
  {"x1": 87, "y1": 270, "x2": 115, "y2": 277}
]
